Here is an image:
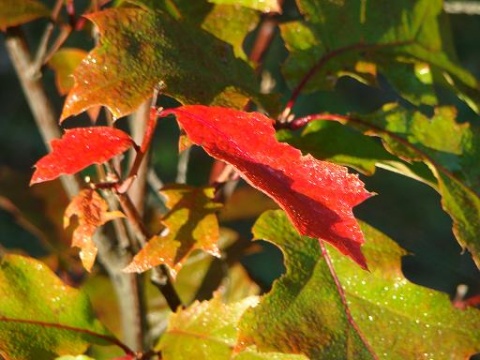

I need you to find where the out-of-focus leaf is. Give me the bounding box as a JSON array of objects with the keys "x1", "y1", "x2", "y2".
[
  {"x1": 379, "y1": 61, "x2": 438, "y2": 106},
  {"x1": 55, "y1": 356, "x2": 95, "y2": 360},
  {"x1": 64, "y1": 189, "x2": 124, "y2": 271},
  {"x1": 239, "y1": 210, "x2": 375, "y2": 359},
  {"x1": 48, "y1": 48, "x2": 88, "y2": 95},
  {"x1": 31, "y1": 127, "x2": 134, "y2": 185},
  {"x1": 281, "y1": 0, "x2": 478, "y2": 108},
  {"x1": 240, "y1": 210, "x2": 480, "y2": 359},
  {"x1": 124, "y1": 185, "x2": 222, "y2": 276},
  {"x1": 209, "y1": 0, "x2": 281, "y2": 13},
  {"x1": 157, "y1": 294, "x2": 307, "y2": 359},
  {"x1": 219, "y1": 186, "x2": 277, "y2": 222},
  {"x1": 327, "y1": 104, "x2": 480, "y2": 267},
  {"x1": 61, "y1": 6, "x2": 259, "y2": 120},
  {"x1": 202, "y1": 4, "x2": 259, "y2": 59},
  {"x1": 0, "y1": 0, "x2": 49, "y2": 30},
  {"x1": 0, "y1": 166, "x2": 72, "y2": 256},
  {"x1": 163, "y1": 105, "x2": 373, "y2": 269},
  {"x1": 0, "y1": 254, "x2": 116, "y2": 359}
]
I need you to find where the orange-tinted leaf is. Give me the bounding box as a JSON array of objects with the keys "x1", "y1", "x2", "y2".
[
  {"x1": 61, "y1": 7, "x2": 258, "y2": 121},
  {"x1": 48, "y1": 48, "x2": 88, "y2": 95},
  {"x1": 64, "y1": 189, "x2": 124, "y2": 271},
  {"x1": 0, "y1": 0, "x2": 49, "y2": 30},
  {"x1": 31, "y1": 127, "x2": 134, "y2": 185},
  {"x1": 163, "y1": 106, "x2": 373, "y2": 268},
  {"x1": 124, "y1": 184, "x2": 222, "y2": 277}
]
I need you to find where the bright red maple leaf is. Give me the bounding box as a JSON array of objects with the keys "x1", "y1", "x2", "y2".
[
  {"x1": 161, "y1": 106, "x2": 373, "y2": 268},
  {"x1": 30, "y1": 127, "x2": 134, "y2": 185}
]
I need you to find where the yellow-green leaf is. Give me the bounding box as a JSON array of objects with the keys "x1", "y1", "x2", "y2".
[
  {"x1": 124, "y1": 185, "x2": 222, "y2": 277},
  {"x1": 240, "y1": 210, "x2": 480, "y2": 359},
  {"x1": 0, "y1": 254, "x2": 116, "y2": 360}
]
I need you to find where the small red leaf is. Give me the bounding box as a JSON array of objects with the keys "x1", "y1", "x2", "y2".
[
  {"x1": 162, "y1": 106, "x2": 373, "y2": 268},
  {"x1": 64, "y1": 189, "x2": 124, "y2": 271},
  {"x1": 31, "y1": 127, "x2": 134, "y2": 185}
]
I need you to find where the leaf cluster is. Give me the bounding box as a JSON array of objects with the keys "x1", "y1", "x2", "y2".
[{"x1": 1, "y1": 0, "x2": 480, "y2": 359}]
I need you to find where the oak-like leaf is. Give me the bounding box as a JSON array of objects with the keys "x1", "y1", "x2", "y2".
[
  {"x1": 61, "y1": 6, "x2": 259, "y2": 120},
  {"x1": 162, "y1": 106, "x2": 373, "y2": 269},
  {"x1": 64, "y1": 189, "x2": 124, "y2": 271},
  {"x1": 239, "y1": 210, "x2": 480, "y2": 359},
  {"x1": 124, "y1": 185, "x2": 222, "y2": 277},
  {"x1": 31, "y1": 127, "x2": 134, "y2": 185}
]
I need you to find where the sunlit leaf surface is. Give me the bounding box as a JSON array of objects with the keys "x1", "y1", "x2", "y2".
[
  {"x1": 0, "y1": 254, "x2": 114, "y2": 359},
  {"x1": 163, "y1": 105, "x2": 372, "y2": 268},
  {"x1": 61, "y1": 6, "x2": 259, "y2": 120},
  {"x1": 125, "y1": 185, "x2": 222, "y2": 276},
  {"x1": 31, "y1": 127, "x2": 134, "y2": 185},
  {"x1": 239, "y1": 210, "x2": 480, "y2": 359}
]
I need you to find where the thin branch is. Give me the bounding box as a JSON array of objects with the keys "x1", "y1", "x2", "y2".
[
  {"x1": 319, "y1": 242, "x2": 378, "y2": 359},
  {"x1": 175, "y1": 147, "x2": 190, "y2": 184},
  {"x1": 128, "y1": 100, "x2": 152, "y2": 215},
  {"x1": 5, "y1": 26, "x2": 147, "y2": 352},
  {"x1": 31, "y1": 0, "x2": 70, "y2": 76},
  {"x1": 5, "y1": 27, "x2": 80, "y2": 198}
]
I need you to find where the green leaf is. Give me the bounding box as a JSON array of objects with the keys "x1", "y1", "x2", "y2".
[
  {"x1": 239, "y1": 210, "x2": 375, "y2": 359},
  {"x1": 61, "y1": 6, "x2": 260, "y2": 120},
  {"x1": 48, "y1": 48, "x2": 88, "y2": 96},
  {"x1": 208, "y1": 0, "x2": 281, "y2": 13},
  {"x1": 281, "y1": 0, "x2": 478, "y2": 107},
  {"x1": 276, "y1": 120, "x2": 398, "y2": 176},
  {"x1": 124, "y1": 185, "x2": 222, "y2": 276},
  {"x1": 157, "y1": 295, "x2": 307, "y2": 359},
  {"x1": 276, "y1": 118, "x2": 437, "y2": 185},
  {"x1": 0, "y1": 0, "x2": 49, "y2": 30},
  {"x1": 201, "y1": 4, "x2": 259, "y2": 60},
  {"x1": 379, "y1": 61, "x2": 438, "y2": 106},
  {"x1": 0, "y1": 254, "x2": 117, "y2": 360},
  {"x1": 331, "y1": 104, "x2": 480, "y2": 267},
  {"x1": 333, "y1": 221, "x2": 480, "y2": 359},
  {"x1": 123, "y1": 0, "x2": 260, "y2": 59},
  {"x1": 241, "y1": 210, "x2": 480, "y2": 359}
]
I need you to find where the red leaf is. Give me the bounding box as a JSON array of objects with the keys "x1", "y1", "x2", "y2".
[
  {"x1": 162, "y1": 106, "x2": 373, "y2": 268},
  {"x1": 31, "y1": 127, "x2": 134, "y2": 185}
]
